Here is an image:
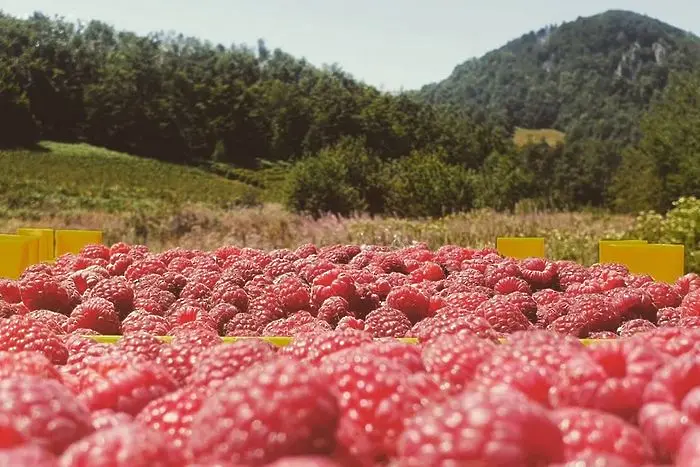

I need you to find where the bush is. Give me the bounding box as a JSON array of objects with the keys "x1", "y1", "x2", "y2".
[
  {"x1": 631, "y1": 196, "x2": 700, "y2": 272},
  {"x1": 381, "y1": 150, "x2": 475, "y2": 218}
]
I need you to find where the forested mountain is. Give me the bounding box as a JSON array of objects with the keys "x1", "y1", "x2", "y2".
[
  {"x1": 0, "y1": 11, "x2": 508, "y2": 169},
  {"x1": 416, "y1": 10, "x2": 700, "y2": 143}
]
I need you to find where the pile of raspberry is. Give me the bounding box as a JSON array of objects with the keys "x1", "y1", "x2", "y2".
[{"x1": 2, "y1": 241, "x2": 700, "y2": 465}]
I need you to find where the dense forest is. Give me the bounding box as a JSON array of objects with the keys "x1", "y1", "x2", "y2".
[{"x1": 0, "y1": 10, "x2": 698, "y2": 217}]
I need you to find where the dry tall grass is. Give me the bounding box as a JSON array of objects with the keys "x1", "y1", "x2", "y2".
[{"x1": 0, "y1": 203, "x2": 635, "y2": 265}]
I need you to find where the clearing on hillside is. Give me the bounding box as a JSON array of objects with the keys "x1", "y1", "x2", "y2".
[
  {"x1": 513, "y1": 128, "x2": 566, "y2": 147},
  {"x1": 0, "y1": 142, "x2": 254, "y2": 216}
]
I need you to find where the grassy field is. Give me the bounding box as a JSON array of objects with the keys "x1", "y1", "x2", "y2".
[
  {"x1": 0, "y1": 141, "x2": 643, "y2": 266},
  {"x1": 0, "y1": 142, "x2": 256, "y2": 217},
  {"x1": 513, "y1": 128, "x2": 566, "y2": 147}
]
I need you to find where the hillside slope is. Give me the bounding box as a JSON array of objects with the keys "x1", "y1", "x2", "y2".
[
  {"x1": 416, "y1": 10, "x2": 700, "y2": 141},
  {"x1": 0, "y1": 142, "x2": 255, "y2": 216}
]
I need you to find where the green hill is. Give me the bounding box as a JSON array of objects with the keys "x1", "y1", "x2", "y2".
[
  {"x1": 0, "y1": 142, "x2": 255, "y2": 217},
  {"x1": 416, "y1": 10, "x2": 700, "y2": 142}
]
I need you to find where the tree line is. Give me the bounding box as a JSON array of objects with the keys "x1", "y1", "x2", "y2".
[{"x1": 1, "y1": 12, "x2": 697, "y2": 217}]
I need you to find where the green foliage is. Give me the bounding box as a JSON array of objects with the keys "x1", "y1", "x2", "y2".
[
  {"x1": 416, "y1": 10, "x2": 700, "y2": 144},
  {"x1": 631, "y1": 196, "x2": 700, "y2": 271},
  {"x1": 0, "y1": 142, "x2": 253, "y2": 218},
  {"x1": 381, "y1": 150, "x2": 475, "y2": 218}
]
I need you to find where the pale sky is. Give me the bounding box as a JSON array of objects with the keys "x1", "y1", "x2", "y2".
[{"x1": 0, "y1": 0, "x2": 697, "y2": 91}]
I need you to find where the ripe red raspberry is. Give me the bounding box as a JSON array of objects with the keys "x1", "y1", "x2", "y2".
[
  {"x1": 363, "y1": 306, "x2": 411, "y2": 337},
  {"x1": 520, "y1": 257, "x2": 557, "y2": 289},
  {"x1": 493, "y1": 276, "x2": 532, "y2": 294},
  {"x1": 116, "y1": 331, "x2": 163, "y2": 360},
  {"x1": 422, "y1": 333, "x2": 496, "y2": 394},
  {"x1": 502, "y1": 291, "x2": 538, "y2": 322},
  {"x1": 278, "y1": 328, "x2": 372, "y2": 364},
  {"x1": 550, "y1": 340, "x2": 666, "y2": 420},
  {"x1": 155, "y1": 344, "x2": 204, "y2": 384},
  {"x1": 0, "y1": 350, "x2": 62, "y2": 381},
  {"x1": 409, "y1": 313, "x2": 499, "y2": 343},
  {"x1": 167, "y1": 304, "x2": 216, "y2": 330},
  {"x1": 634, "y1": 327, "x2": 700, "y2": 358},
  {"x1": 59, "y1": 423, "x2": 187, "y2": 467},
  {"x1": 224, "y1": 312, "x2": 262, "y2": 336},
  {"x1": 640, "y1": 351, "x2": 700, "y2": 460},
  {"x1": 79, "y1": 243, "x2": 110, "y2": 260},
  {"x1": 107, "y1": 252, "x2": 132, "y2": 276},
  {"x1": 121, "y1": 310, "x2": 171, "y2": 335},
  {"x1": 553, "y1": 407, "x2": 654, "y2": 464},
  {"x1": 75, "y1": 354, "x2": 178, "y2": 414},
  {"x1": 90, "y1": 409, "x2": 133, "y2": 430},
  {"x1": 319, "y1": 351, "x2": 422, "y2": 461},
  {"x1": 65, "y1": 297, "x2": 121, "y2": 334},
  {"x1": 87, "y1": 277, "x2": 135, "y2": 319},
  {"x1": 262, "y1": 311, "x2": 332, "y2": 337},
  {"x1": 643, "y1": 281, "x2": 682, "y2": 309},
  {"x1": 476, "y1": 295, "x2": 531, "y2": 333},
  {"x1": 170, "y1": 323, "x2": 222, "y2": 346},
  {"x1": 473, "y1": 358, "x2": 555, "y2": 407},
  {"x1": 0, "y1": 376, "x2": 93, "y2": 454},
  {"x1": 532, "y1": 288, "x2": 562, "y2": 306},
  {"x1": 179, "y1": 281, "x2": 212, "y2": 303},
  {"x1": 0, "y1": 279, "x2": 22, "y2": 303},
  {"x1": 0, "y1": 445, "x2": 58, "y2": 466},
  {"x1": 676, "y1": 273, "x2": 700, "y2": 296},
  {"x1": 385, "y1": 286, "x2": 430, "y2": 324},
  {"x1": 677, "y1": 427, "x2": 700, "y2": 466},
  {"x1": 0, "y1": 298, "x2": 15, "y2": 318},
  {"x1": 408, "y1": 261, "x2": 445, "y2": 282},
  {"x1": 294, "y1": 243, "x2": 318, "y2": 258},
  {"x1": 609, "y1": 288, "x2": 656, "y2": 321},
  {"x1": 0, "y1": 315, "x2": 68, "y2": 364},
  {"x1": 588, "y1": 330, "x2": 619, "y2": 339},
  {"x1": 311, "y1": 271, "x2": 357, "y2": 308},
  {"x1": 186, "y1": 340, "x2": 277, "y2": 390},
  {"x1": 135, "y1": 286, "x2": 176, "y2": 313},
  {"x1": 657, "y1": 306, "x2": 682, "y2": 327},
  {"x1": 136, "y1": 386, "x2": 210, "y2": 454},
  {"x1": 682, "y1": 290, "x2": 700, "y2": 315},
  {"x1": 205, "y1": 303, "x2": 238, "y2": 332},
  {"x1": 26, "y1": 309, "x2": 68, "y2": 333},
  {"x1": 248, "y1": 294, "x2": 286, "y2": 326},
  {"x1": 355, "y1": 340, "x2": 424, "y2": 373},
  {"x1": 431, "y1": 290, "x2": 490, "y2": 314},
  {"x1": 316, "y1": 296, "x2": 351, "y2": 325},
  {"x1": 679, "y1": 315, "x2": 700, "y2": 328},
  {"x1": 335, "y1": 316, "x2": 365, "y2": 331},
  {"x1": 19, "y1": 273, "x2": 74, "y2": 314},
  {"x1": 264, "y1": 258, "x2": 296, "y2": 278},
  {"x1": 397, "y1": 385, "x2": 564, "y2": 466},
  {"x1": 124, "y1": 258, "x2": 167, "y2": 282},
  {"x1": 189, "y1": 358, "x2": 339, "y2": 465},
  {"x1": 208, "y1": 285, "x2": 249, "y2": 312},
  {"x1": 618, "y1": 318, "x2": 656, "y2": 337},
  {"x1": 69, "y1": 268, "x2": 106, "y2": 295}
]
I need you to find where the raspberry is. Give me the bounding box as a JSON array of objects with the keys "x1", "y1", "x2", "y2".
[
  {"x1": 409, "y1": 313, "x2": 499, "y2": 343},
  {"x1": 494, "y1": 276, "x2": 532, "y2": 294},
  {"x1": 502, "y1": 291, "x2": 538, "y2": 322},
  {"x1": 59, "y1": 423, "x2": 187, "y2": 466},
  {"x1": 167, "y1": 304, "x2": 216, "y2": 330},
  {"x1": 363, "y1": 306, "x2": 411, "y2": 337},
  {"x1": 0, "y1": 350, "x2": 62, "y2": 381},
  {"x1": 248, "y1": 295, "x2": 286, "y2": 326},
  {"x1": 0, "y1": 376, "x2": 93, "y2": 454},
  {"x1": 186, "y1": 340, "x2": 277, "y2": 390},
  {"x1": 431, "y1": 290, "x2": 490, "y2": 313},
  {"x1": 679, "y1": 316, "x2": 700, "y2": 328},
  {"x1": 408, "y1": 261, "x2": 445, "y2": 282},
  {"x1": 0, "y1": 278, "x2": 21, "y2": 303},
  {"x1": 136, "y1": 386, "x2": 210, "y2": 454},
  {"x1": 189, "y1": 358, "x2": 339, "y2": 465},
  {"x1": 0, "y1": 298, "x2": 15, "y2": 318},
  {"x1": 609, "y1": 288, "x2": 656, "y2": 321},
  {"x1": 589, "y1": 330, "x2": 619, "y2": 339},
  {"x1": 124, "y1": 258, "x2": 167, "y2": 282},
  {"x1": 180, "y1": 281, "x2": 212, "y2": 303},
  {"x1": 677, "y1": 427, "x2": 700, "y2": 466},
  {"x1": 65, "y1": 297, "x2": 121, "y2": 334},
  {"x1": 27, "y1": 309, "x2": 68, "y2": 333},
  {"x1": 520, "y1": 257, "x2": 557, "y2": 289},
  {"x1": 224, "y1": 313, "x2": 262, "y2": 336},
  {"x1": 618, "y1": 318, "x2": 656, "y2": 337},
  {"x1": 476, "y1": 295, "x2": 531, "y2": 333},
  {"x1": 74, "y1": 354, "x2": 178, "y2": 415},
  {"x1": 208, "y1": 285, "x2": 249, "y2": 312},
  {"x1": 319, "y1": 351, "x2": 422, "y2": 461},
  {"x1": 262, "y1": 311, "x2": 332, "y2": 337},
  {"x1": 156, "y1": 344, "x2": 207, "y2": 384},
  {"x1": 640, "y1": 351, "x2": 700, "y2": 460},
  {"x1": 294, "y1": 243, "x2": 318, "y2": 258},
  {"x1": 121, "y1": 310, "x2": 171, "y2": 335},
  {"x1": 473, "y1": 359, "x2": 555, "y2": 407},
  {"x1": 19, "y1": 273, "x2": 74, "y2": 314},
  {"x1": 87, "y1": 276, "x2": 135, "y2": 319},
  {"x1": 355, "y1": 340, "x2": 424, "y2": 372},
  {"x1": 316, "y1": 296, "x2": 351, "y2": 325},
  {"x1": 0, "y1": 315, "x2": 68, "y2": 364},
  {"x1": 634, "y1": 327, "x2": 700, "y2": 358},
  {"x1": 278, "y1": 328, "x2": 372, "y2": 364},
  {"x1": 422, "y1": 333, "x2": 496, "y2": 394},
  {"x1": 549, "y1": 340, "x2": 666, "y2": 420},
  {"x1": 532, "y1": 288, "x2": 562, "y2": 305},
  {"x1": 385, "y1": 286, "x2": 430, "y2": 323},
  {"x1": 90, "y1": 409, "x2": 134, "y2": 430},
  {"x1": 676, "y1": 273, "x2": 700, "y2": 296},
  {"x1": 553, "y1": 408, "x2": 654, "y2": 464},
  {"x1": 397, "y1": 385, "x2": 564, "y2": 466},
  {"x1": 657, "y1": 306, "x2": 682, "y2": 327},
  {"x1": 135, "y1": 287, "x2": 176, "y2": 313},
  {"x1": 335, "y1": 316, "x2": 365, "y2": 331},
  {"x1": 0, "y1": 445, "x2": 58, "y2": 466},
  {"x1": 643, "y1": 281, "x2": 682, "y2": 309},
  {"x1": 116, "y1": 331, "x2": 163, "y2": 360}
]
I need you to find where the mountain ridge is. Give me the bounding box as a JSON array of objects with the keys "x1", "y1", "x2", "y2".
[{"x1": 414, "y1": 9, "x2": 700, "y2": 142}]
